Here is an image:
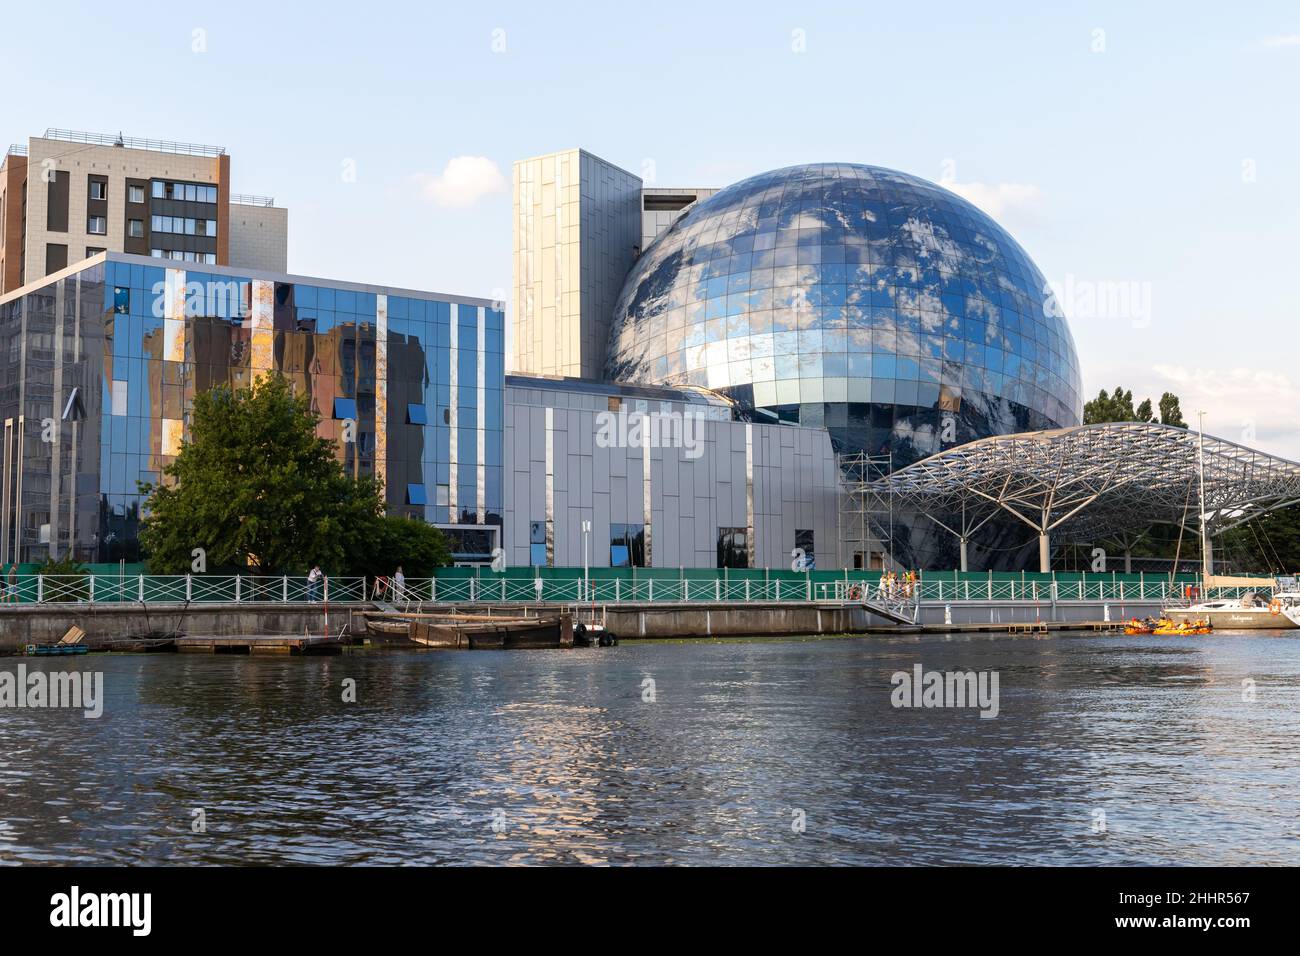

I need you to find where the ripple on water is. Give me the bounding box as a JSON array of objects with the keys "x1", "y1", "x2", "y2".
[{"x1": 0, "y1": 633, "x2": 1299, "y2": 864}]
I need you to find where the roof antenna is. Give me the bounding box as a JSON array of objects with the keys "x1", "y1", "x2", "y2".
[{"x1": 114, "y1": 131, "x2": 124, "y2": 147}]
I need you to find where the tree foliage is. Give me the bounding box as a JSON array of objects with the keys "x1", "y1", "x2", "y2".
[
  {"x1": 343, "y1": 514, "x2": 452, "y2": 579},
  {"x1": 1083, "y1": 386, "x2": 1186, "y2": 427},
  {"x1": 1220, "y1": 507, "x2": 1300, "y2": 574},
  {"x1": 138, "y1": 373, "x2": 450, "y2": 576}
]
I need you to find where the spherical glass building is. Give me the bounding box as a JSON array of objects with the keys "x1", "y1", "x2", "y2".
[{"x1": 606, "y1": 163, "x2": 1083, "y2": 471}]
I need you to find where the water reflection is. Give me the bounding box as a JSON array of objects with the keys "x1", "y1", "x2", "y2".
[{"x1": 1, "y1": 633, "x2": 1298, "y2": 865}]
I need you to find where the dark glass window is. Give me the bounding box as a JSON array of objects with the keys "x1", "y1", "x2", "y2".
[
  {"x1": 406, "y1": 484, "x2": 427, "y2": 506},
  {"x1": 113, "y1": 287, "x2": 130, "y2": 314},
  {"x1": 717, "y1": 527, "x2": 749, "y2": 569},
  {"x1": 610, "y1": 523, "x2": 646, "y2": 568},
  {"x1": 407, "y1": 403, "x2": 427, "y2": 425},
  {"x1": 795, "y1": 529, "x2": 815, "y2": 570},
  {"x1": 333, "y1": 398, "x2": 357, "y2": 420},
  {"x1": 530, "y1": 521, "x2": 548, "y2": 567}
]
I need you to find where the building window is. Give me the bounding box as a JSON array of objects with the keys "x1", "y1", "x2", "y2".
[
  {"x1": 89, "y1": 181, "x2": 107, "y2": 201},
  {"x1": 406, "y1": 403, "x2": 427, "y2": 425},
  {"x1": 333, "y1": 398, "x2": 357, "y2": 420},
  {"x1": 113, "y1": 287, "x2": 130, "y2": 314},
  {"x1": 87, "y1": 247, "x2": 105, "y2": 257},
  {"x1": 610, "y1": 523, "x2": 646, "y2": 567},
  {"x1": 406, "y1": 484, "x2": 427, "y2": 506},
  {"x1": 435, "y1": 484, "x2": 449, "y2": 507},
  {"x1": 152, "y1": 181, "x2": 165, "y2": 199},
  {"x1": 795, "y1": 529, "x2": 815, "y2": 570},
  {"x1": 128, "y1": 185, "x2": 145, "y2": 204},
  {"x1": 717, "y1": 527, "x2": 749, "y2": 569},
  {"x1": 110, "y1": 380, "x2": 128, "y2": 417},
  {"x1": 87, "y1": 216, "x2": 106, "y2": 235},
  {"x1": 128, "y1": 219, "x2": 144, "y2": 238},
  {"x1": 530, "y1": 520, "x2": 548, "y2": 567}
]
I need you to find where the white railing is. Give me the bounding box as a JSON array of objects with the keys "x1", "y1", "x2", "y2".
[
  {"x1": 0, "y1": 573, "x2": 1239, "y2": 608},
  {"x1": 396, "y1": 576, "x2": 1216, "y2": 607},
  {"x1": 4, "y1": 575, "x2": 367, "y2": 605}
]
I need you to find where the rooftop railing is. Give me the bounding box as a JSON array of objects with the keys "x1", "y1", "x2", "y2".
[
  {"x1": 41, "y1": 128, "x2": 226, "y2": 157},
  {"x1": 230, "y1": 193, "x2": 276, "y2": 207},
  {"x1": 6, "y1": 144, "x2": 28, "y2": 157}
]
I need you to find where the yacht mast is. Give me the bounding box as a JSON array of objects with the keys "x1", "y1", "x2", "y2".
[{"x1": 1196, "y1": 411, "x2": 1211, "y2": 587}]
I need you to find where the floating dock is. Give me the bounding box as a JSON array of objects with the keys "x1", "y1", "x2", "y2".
[{"x1": 173, "y1": 634, "x2": 345, "y2": 655}]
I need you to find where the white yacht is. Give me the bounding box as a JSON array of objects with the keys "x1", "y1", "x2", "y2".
[{"x1": 1173, "y1": 585, "x2": 1300, "y2": 630}]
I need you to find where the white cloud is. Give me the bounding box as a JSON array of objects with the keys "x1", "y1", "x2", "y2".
[
  {"x1": 940, "y1": 179, "x2": 1043, "y2": 218},
  {"x1": 1151, "y1": 364, "x2": 1300, "y2": 457},
  {"x1": 1259, "y1": 34, "x2": 1300, "y2": 47},
  {"x1": 416, "y1": 156, "x2": 506, "y2": 207}
]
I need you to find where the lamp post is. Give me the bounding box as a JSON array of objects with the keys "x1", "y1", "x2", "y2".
[{"x1": 581, "y1": 519, "x2": 591, "y2": 602}]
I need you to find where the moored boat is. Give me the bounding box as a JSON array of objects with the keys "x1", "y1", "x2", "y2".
[
  {"x1": 363, "y1": 616, "x2": 415, "y2": 644},
  {"x1": 1164, "y1": 588, "x2": 1300, "y2": 631},
  {"x1": 410, "y1": 614, "x2": 572, "y2": 649}
]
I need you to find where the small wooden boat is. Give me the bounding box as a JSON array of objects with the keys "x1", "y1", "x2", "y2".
[
  {"x1": 411, "y1": 614, "x2": 572, "y2": 649},
  {"x1": 363, "y1": 617, "x2": 414, "y2": 644}
]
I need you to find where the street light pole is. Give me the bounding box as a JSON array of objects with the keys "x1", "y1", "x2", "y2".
[{"x1": 582, "y1": 519, "x2": 591, "y2": 602}]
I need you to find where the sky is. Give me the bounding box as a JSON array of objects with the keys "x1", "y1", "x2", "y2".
[{"x1": 4, "y1": 1, "x2": 1298, "y2": 455}]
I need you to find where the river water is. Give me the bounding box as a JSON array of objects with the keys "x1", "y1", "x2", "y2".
[{"x1": 2, "y1": 632, "x2": 1298, "y2": 865}]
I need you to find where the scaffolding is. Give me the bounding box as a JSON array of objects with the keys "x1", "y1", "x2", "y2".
[{"x1": 838, "y1": 451, "x2": 895, "y2": 570}]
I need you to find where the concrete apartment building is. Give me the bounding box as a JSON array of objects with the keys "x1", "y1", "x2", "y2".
[{"x1": 0, "y1": 129, "x2": 287, "y2": 295}]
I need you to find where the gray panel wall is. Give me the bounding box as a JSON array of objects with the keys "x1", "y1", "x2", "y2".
[{"x1": 503, "y1": 382, "x2": 841, "y2": 569}]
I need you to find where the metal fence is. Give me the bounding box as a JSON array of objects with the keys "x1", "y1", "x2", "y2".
[
  {"x1": 0, "y1": 572, "x2": 1263, "y2": 608},
  {"x1": 2, "y1": 575, "x2": 367, "y2": 606}
]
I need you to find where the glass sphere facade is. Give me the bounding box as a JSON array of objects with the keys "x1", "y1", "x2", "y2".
[{"x1": 606, "y1": 163, "x2": 1083, "y2": 467}]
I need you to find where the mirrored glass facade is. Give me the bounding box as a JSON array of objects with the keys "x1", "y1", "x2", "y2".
[
  {"x1": 607, "y1": 163, "x2": 1083, "y2": 467},
  {"x1": 0, "y1": 254, "x2": 503, "y2": 566}
]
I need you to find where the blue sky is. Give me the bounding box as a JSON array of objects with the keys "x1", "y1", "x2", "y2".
[{"x1": 5, "y1": 1, "x2": 1299, "y2": 454}]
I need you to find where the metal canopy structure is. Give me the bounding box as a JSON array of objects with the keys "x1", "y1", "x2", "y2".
[{"x1": 869, "y1": 422, "x2": 1300, "y2": 572}]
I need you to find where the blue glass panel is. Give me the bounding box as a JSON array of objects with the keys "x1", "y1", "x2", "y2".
[{"x1": 605, "y1": 163, "x2": 1082, "y2": 465}]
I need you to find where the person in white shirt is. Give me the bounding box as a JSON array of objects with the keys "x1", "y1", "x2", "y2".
[
  {"x1": 393, "y1": 566, "x2": 405, "y2": 604},
  {"x1": 307, "y1": 565, "x2": 323, "y2": 602}
]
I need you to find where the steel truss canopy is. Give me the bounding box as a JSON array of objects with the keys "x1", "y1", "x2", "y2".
[{"x1": 871, "y1": 421, "x2": 1300, "y2": 544}]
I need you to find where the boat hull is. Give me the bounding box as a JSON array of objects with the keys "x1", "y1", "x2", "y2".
[
  {"x1": 411, "y1": 616, "x2": 572, "y2": 649},
  {"x1": 1168, "y1": 608, "x2": 1295, "y2": 630},
  {"x1": 363, "y1": 618, "x2": 416, "y2": 645}
]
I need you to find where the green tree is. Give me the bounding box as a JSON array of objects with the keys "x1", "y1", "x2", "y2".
[
  {"x1": 1221, "y1": 506, "x2": 1300, "y2": 573},
  {"x1": 1084, "y1": 386, "x2": 1185, "y2": 427},
  {"x1": 1157, "y1": 391, "x2": 1186, "y2": 427},
  {"x1": 139, "y1": 373, "x2": 384, "y2": 574},
  {"x1": 344, "y1": 515, "x2": 452, "y2": 579}
]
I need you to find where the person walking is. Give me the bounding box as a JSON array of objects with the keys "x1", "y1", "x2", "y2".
[
  {"x1": 307, "y1": 565, "x2": 323, "y2": 602},
  {"x1": 393, "y1": 566, "x2": 406, "y2": 604}
]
